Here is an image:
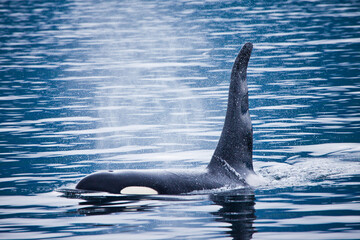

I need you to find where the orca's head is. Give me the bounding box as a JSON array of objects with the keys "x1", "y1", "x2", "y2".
[
  {"x1": 76, "y1": 171, "x2": 121, "y2": 193},
  {"x1": 76, "y1": 171, "x2": 159, "y2": 195}
]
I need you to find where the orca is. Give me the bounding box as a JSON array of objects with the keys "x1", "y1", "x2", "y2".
[{"x1": 76, "y1": 42, "x2": 254, "y2": 195}]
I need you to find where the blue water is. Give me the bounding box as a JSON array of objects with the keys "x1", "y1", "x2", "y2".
[{"x1": 1, "y1": 0, "x2": 360, "y2": 239}]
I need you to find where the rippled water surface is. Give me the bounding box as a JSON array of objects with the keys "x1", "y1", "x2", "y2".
[{"x1": 1, "y1": 0, "x2": 360, "y2": 239}]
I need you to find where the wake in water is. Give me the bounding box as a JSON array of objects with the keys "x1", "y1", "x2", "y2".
[{"x1": 253, "y1": 154, "x2": 360, "y2": 190}]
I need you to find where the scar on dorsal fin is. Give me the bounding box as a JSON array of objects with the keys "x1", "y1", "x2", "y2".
[{"x1": 208, "y1": 42, "x2": 253, "y2": 174}]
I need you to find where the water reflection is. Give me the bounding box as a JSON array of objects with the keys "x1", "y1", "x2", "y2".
[
  {"x1": 211, "y1": 189, "x2": 256, "y2": 240},
  {"x1": 61, "y1": 189, "x2": 256, "y2": 239}
]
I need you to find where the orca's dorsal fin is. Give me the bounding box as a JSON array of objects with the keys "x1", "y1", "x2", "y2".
[{"x1": 208, "y1": 42, "x2": 253, "y2": 174}]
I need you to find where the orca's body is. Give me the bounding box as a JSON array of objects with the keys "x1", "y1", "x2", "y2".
[{"x1": 76, "y1": 43, "x2": 254, "y2": 195}]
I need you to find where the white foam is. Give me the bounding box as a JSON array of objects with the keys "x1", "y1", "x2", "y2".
[
  {"x1": 254, "y1": 156, "x2": 360, "y2": 190},
  {"x1": 246, "y1": 172, "x2": 267, "y2": 187}
]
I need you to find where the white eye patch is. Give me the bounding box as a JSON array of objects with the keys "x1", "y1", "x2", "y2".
[{"x1": 120, "y1": 186, "x2": 158, "y2": 195}]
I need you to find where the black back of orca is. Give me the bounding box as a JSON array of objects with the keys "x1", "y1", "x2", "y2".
[{"x1": 76, "y1": 43, "x2": 254, "y2": 195}]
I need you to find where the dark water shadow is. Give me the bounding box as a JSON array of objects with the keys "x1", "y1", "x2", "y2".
[
  {"x1": 210, "y1": 189, "x2": 256, "y2": 240},
  {"x1": 59, "y1": 188, "x2": 256, "y2": 239}
]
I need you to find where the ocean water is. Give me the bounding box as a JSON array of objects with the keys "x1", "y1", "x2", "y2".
[{"x1": 0, "y1": 0, "x2": 359, "y2": 239}]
